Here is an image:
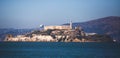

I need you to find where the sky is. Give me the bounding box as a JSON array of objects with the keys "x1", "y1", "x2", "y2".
[{"x1": 0, "y1": 0, "x2": 120, "y2": 29}]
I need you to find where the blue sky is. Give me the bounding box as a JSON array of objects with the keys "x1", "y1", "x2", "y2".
[{"x1": 0, "y1": 0, "x2": 120, "y2": 29}]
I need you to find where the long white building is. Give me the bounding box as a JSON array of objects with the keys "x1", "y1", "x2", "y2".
[{"x1": 44, "y1": 21, "x2": 72, "y2": 30}]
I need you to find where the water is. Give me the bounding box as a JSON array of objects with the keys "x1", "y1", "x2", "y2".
[{"x1": 0, "y1": 42, "x2": 120, "y2": 58}]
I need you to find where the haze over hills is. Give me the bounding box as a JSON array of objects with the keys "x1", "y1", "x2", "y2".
[{"x1": 64, "y1": 16, "x2": 120, "y2": 42}]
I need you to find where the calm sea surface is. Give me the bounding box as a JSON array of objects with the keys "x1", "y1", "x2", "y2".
[{"x1": 0, "y1": 42, "x2": 120, "y2": 58}]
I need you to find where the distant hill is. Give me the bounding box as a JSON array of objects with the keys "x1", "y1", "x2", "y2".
[{"x1": 64, "y1": 16, "x2": 120, "y2": 42}]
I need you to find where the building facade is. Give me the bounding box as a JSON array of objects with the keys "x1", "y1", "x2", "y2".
[
  {"x1": 44, "y1": 21, "x2": 72, "y2": 30},
  {"x1": 44, "y1": 25, "x2": 71, "y2": 30}
]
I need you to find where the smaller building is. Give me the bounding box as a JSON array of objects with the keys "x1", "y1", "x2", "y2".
[{"x1": 85, "y1": 33, "x2": 97, "y2": 36}]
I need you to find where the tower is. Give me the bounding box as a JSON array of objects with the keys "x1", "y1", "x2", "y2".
[{"x1": 70, "y1": 20, "x2": 72, "y2": 29}]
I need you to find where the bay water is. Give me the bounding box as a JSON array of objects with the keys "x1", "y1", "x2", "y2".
[{"x1": 0, "y1": 42, "x2": 120, "y2": 58}]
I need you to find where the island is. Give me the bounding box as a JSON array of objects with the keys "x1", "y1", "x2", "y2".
[{"x1": 4, "y1": 21, "x2": 113, "y2": 42}]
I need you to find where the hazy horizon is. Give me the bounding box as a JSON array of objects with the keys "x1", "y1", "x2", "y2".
[{"x1": 0, "y1": 0, "x2": 120, "y2": 29}]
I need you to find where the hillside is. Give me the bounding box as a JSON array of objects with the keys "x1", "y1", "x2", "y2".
[{"x1": 64, "y1": 16, "x2": 120, "y2": 42}]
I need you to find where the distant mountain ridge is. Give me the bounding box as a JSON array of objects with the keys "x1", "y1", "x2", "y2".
[{"x1": 64, "y1": 16, "x2": 120, "y2": 42}]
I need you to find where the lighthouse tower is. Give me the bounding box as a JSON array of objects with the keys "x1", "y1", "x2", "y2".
[{"x1": 70, "y1": 20, "x2": 72, "y2": 29}]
